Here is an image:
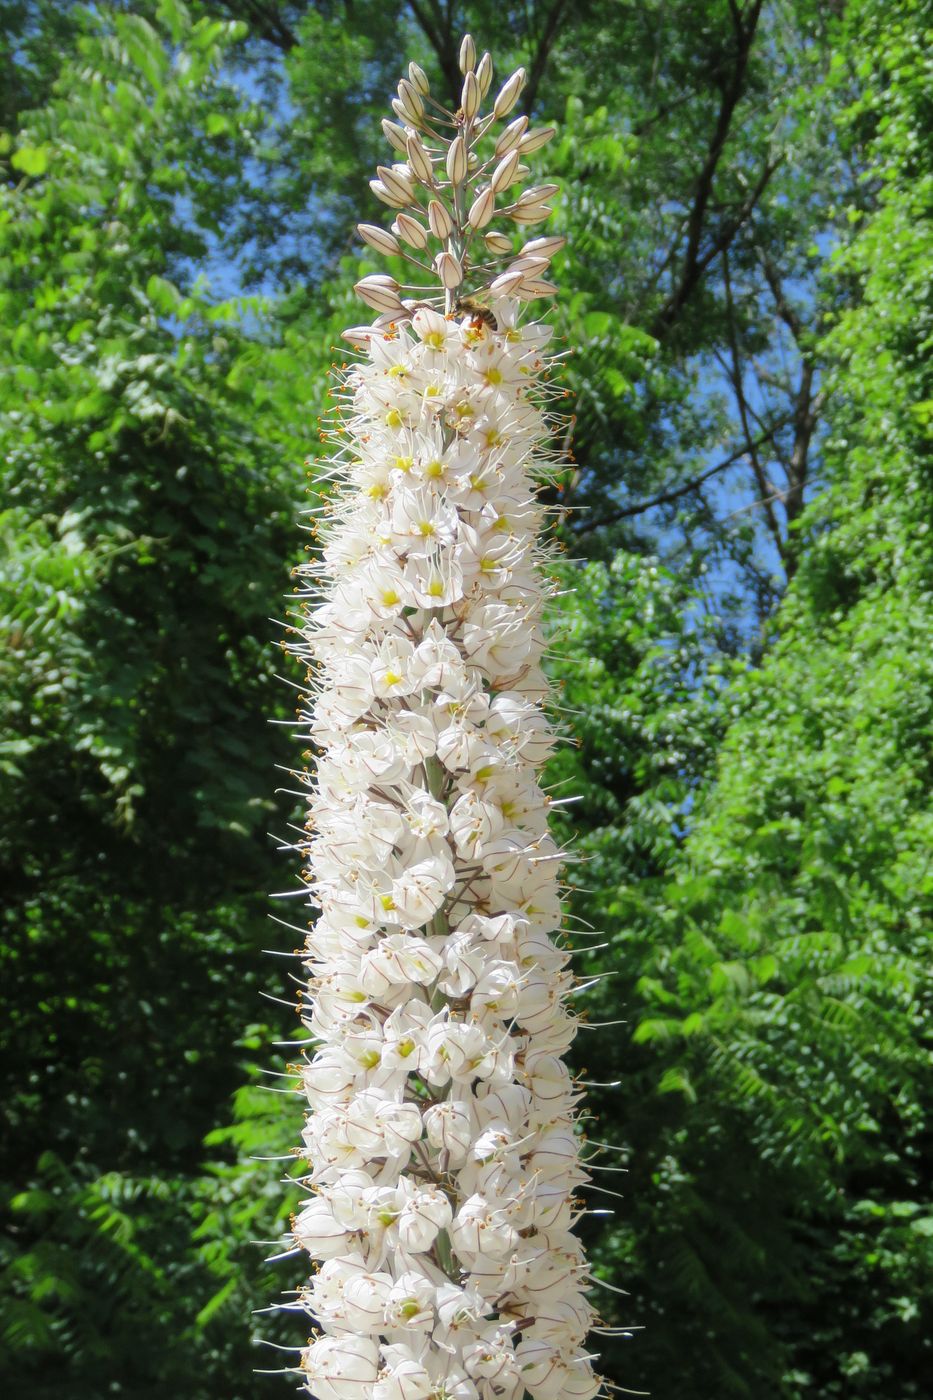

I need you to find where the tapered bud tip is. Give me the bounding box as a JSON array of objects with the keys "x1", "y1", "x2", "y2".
[
  {"x1": 519, "y1": 125, "x2": 557, "y2": 155},
  {"x1": 405, "y1": 133, "x2": 434, "y2": 184},
  {"x1": 476, "y1": 52, "x2": 493, "y2": 97},
  {"x1": 468, "y1": 187, "x2": 496, "y2": 230},
  {"x1": 434, "y1": 251, "x2": 464, "y2": 289},
  {"x1": 408, "y1": 61, "x2": 430, "y2": 96},
  {"x1": 355, "y1": 273, "x2": 399, "y2": 292},
  {"x1": 520, "y1": 234, "x2": 567, "y2": 259},
  {"x1": 491, "y1": 148, "x2": 521, "y2": 195},
  {"x1": 518, "y1": 276, "x2": 559, "y2": 299},
  {"x1": 395, "y1": 212, "x2": 429, "y2": 249},
  {"x1": 516, "y1": 182, "x2": 560, "y2": 205},
  {"x1": 458, "y1": 34, "x2": 476, "y2": 73},
  {"x1": 493, "y1": 67, "x2": 526, "y2": 119},
  {"x1": 357, "y1": 222, "x2": 401, "y2": 256},
  {"x1": 341, "y1": 325, "x2": 374, "y2": 347},
  {"x1": 484, "y1": 230, "x2": 513, "y2": 254},
  {"x1": 354, "y1": 273, "x2": 404, "y2": 312},
  {"x1": 494, "y1": 115, "x2": 529, "y2": 158},
  {"x1": 396, "y1": 78, "x2": 424, "y2": 122},
  {"x1": 509, "y1": 202, "x2": 554, "y2": 224},
  {"x1": 446, "y1": 135, "x2": 468, "y2": 186},
  {"x1": 370, "y1": 178, "x2": 406, "y2": 209},
  {"x1": 427, "y1": 198, "x2": 454, "y2": 240},
  {"x1": 489, "y1": 268, "x2": 525, "y2": 296},
  {"x1": 461, "y1": 71, "x2": 480, "y2": 119},
  {"x1": 382, "y1": 118, "x2": 409, "y2": 154}
]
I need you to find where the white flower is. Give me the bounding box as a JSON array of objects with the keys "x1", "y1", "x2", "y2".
[
  {"x1": 396, "y1": 1182, "x2": 453, "y2": 1252},
  {"x1": 301, "y1": 1335, "x2": 381, "y2": 1400},
  {"x1": 293, "y1": 1195, "x2": 350, "y2": 1257},
  {"x1": 373, "y1": 1345, "x2": 433, "y2": 1400},
  {"x1": 282, "y1": 32, "x2": 603, "y2": 1400},
  {"x1": 423, "y1": 1099, "x2": 474, "y2": 1165}
]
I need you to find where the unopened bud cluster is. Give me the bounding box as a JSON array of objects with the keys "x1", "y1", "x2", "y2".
[
  {"x1": 350, "y1": 34, "x2": 563, "y2": 332},
  {"x1": 281, "y1": 34, "x2": 604, "y2": 1400}
]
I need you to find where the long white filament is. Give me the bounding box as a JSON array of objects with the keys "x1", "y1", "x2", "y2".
[{"x1": 281, "y1": 35, "x2": 603, "y2": 1400}]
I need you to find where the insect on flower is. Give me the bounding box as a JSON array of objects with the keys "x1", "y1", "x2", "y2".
[{"x1": 454, "y1": 293, "x2": 499, "y2": 332}]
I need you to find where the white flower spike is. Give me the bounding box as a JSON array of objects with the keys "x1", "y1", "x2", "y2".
[{"x1": 278, "y1": 33, "x2": 608, "y2": 1400}]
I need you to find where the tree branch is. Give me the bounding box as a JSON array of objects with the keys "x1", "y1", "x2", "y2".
[
  {"x1": 756, "y1": 248, "x2": 824, "y2": 565},
  {"x1": 221, "y1": 0, "x2": 299, "y2": 52},
  {"x1": 649, "y1": 0, "x2": 766, "y2": 338},
  {"x1": 407, "y1": 0, "x2": 461, "y2": 106},
  {"x1": 522, "y1": 0, "x2": 570, "y2": 114},
  {"x1": 571, "y1": 420, "x2": 790, "y2": 535},
  {"x1": 722, "y1": 246, "x2": 787, "y2": 563}
]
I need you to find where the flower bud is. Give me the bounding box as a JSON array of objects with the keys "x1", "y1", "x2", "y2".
[
  {"x1": 397, "y1": 78, "x2": 424, "y2": 123},
  {"x1": 515, "y1": 182, "x2": 560, "y2": 205},
  {"x1": 510, "y1": 202, "x2": 553, "y2": 224},
  {"x1": 434, "y1": 250, "x2": 463, "y2": 288},
  {"x1": 489, "y1": 268, "x2": 526, "y2": 296},
  {"x1": 484, "y1": 230, "x2": 513, "y2": 254},
  {"x1": 505, "y1": 254, "x2": 550, "y2": 278},
  {"x1": 519, "y1": 125, "x2": 557, "y2": 154},
  {"x1": 428, "y1": 198, "x2": 454, "y2": 240},
  {"x1": 376, "y1": 163, "x2": 416, "y2": 205},
  {"x1": 354, "y1": 273, "x2": 404, "y2": 313},
  {"x1": 519, "y1": 234, "x2": 567, "y2": 259},
  {"x1": 341, "y1": 325, "x2": 375, "y2": 347},
  {"x1": 408, "y1": 61, "x2": 430, "y2": 96},
  {"x1": 517, "y1": 277, "x2": 559, "y2": 299},
  {"x1": 461, "y1": 71, "x2": 480, "y2": 120},
  {"x1": 458, "y1": 33, "x2": 476, "y2": 73},
  {"x1": 358, "y1": 222, "x2": 401, "y2": 256},
  {"x1": 394, "y1": 212, "x2": 429, "y2": 248},
  {"x1": 405, "y1": 133, "x2": 434, "y2": 184},
  {"x1": 370, "y1": 178, "x2": 408, "y2": 209},
  {"x1": 495, "y1": 115, "x2": 528, "y2": 157},
  {"x1": 446, "y1": 135, "x2": 467, "y2": 186},
  {"x1": 490, "y1": 148, "x2": 521, "y2": 195},
  {"x1": 468, "y1": 186, "x2": 495, "y2": 230},
  {"x1": 493, "y1": 67, "x2": 526, "y2": 119},
  {"x1": 476, "y1": 51, "x2": 493, "y2": 97},
  {"x1": 382, "y1": 118, "x2": 410, "y2": 154}
]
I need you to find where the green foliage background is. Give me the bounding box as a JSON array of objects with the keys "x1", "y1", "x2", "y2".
[{"x1": 0, "y1": 1, "x2": 930, "y2": 1396}]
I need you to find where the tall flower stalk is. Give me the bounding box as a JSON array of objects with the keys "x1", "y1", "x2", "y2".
[{"x1": 282, "y1": 34, "x2": 604, "y2": 1400}]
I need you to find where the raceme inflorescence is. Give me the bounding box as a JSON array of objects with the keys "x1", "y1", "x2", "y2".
[{"x1": 278, "y1": 34, "x2": 607, "y2": 1400}]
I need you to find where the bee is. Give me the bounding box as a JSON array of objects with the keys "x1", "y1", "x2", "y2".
[{"x1": 454, "y1": 294, "x2": 498, "y2": 332}]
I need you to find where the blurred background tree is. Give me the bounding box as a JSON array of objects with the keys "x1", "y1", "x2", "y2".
[{"x1": 0, "y1": 1, "x2": 929, "y2": 1396}]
